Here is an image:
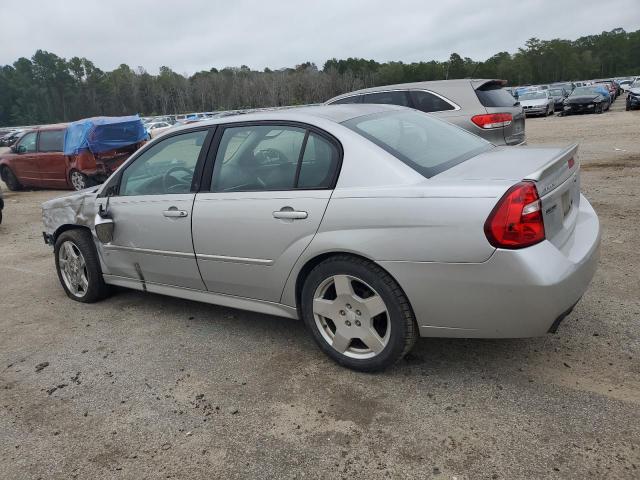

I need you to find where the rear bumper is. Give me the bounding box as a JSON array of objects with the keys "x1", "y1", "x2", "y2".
[{"x1": 380, "y1": 195, "x2": 600, "y2": 338}]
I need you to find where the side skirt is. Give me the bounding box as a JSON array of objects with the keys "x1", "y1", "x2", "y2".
[{"x1": 103, "y1": 275, "x2": 299, "y2": 320}]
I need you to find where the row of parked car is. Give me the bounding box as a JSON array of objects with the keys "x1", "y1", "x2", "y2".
[
  {"x1": 508, "y1": 76, "x2": 639, "y2": 116},
  {"x1": 2, "y1": 76, "x2": 638, "y2": 193}
]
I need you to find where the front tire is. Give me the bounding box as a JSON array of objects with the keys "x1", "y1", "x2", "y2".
[
  {"x1": 301, "y1": 255, "x2": 417, "y2": 372},
  {"x1": 1, "y1": 166, "x2": 22, "y2": 191},
  {"x1": 54, "y1": 229, "x2": 109, "y2": 303}
]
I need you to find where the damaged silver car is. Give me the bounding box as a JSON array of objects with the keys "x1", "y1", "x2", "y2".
[{"x1": 42, "y1": 105, "x2": 600, "y2": 371}]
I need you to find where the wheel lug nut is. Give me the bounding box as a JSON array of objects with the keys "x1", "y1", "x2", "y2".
[
  {"x1": 356, "y1": 310, "x2": 361, "y2": 316},
  {"x1": 355, "y1": 320, "x2": 361, "y2": 327},
  {"x1": 339, "y1": 310, "x2": 346, "y2": 316},
  {"x1": 346, "y1": 304, "x2": 352, "y2": 309},
  {"x1": 345, "y1": 320, "x2": 351, "y2": 326}
]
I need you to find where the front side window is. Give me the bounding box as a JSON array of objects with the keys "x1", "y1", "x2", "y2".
[
  {"x1": 410, "y1": 90, "x2": 455, "y2": 113},
  {"x1": 17, "y1": 132, "x2": 37, "y2": 153},
  {"x1": 119, "y1": 130, "x2": 208, "y2": 196},
  {"x1": 38, "y1": 130, "x2": 65, "y2": 152},
  {"x1": 212, "y1": 125, "x2": 340, "y2": 192},
  {"x1": 363, "y1": 91, "x2": 410, "y2": 107},
  {"x1": 343, "y1": 110, "x2": 491, "y2": 178}
]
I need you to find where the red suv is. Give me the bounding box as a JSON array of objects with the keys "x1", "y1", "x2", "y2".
[{"x1": 0, "y1": 124, "x2": 145, "y2": 191}]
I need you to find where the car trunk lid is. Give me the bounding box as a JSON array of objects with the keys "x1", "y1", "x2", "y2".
[{"x1": 434, "y1": 144, "x2": 581, "y2": 249}]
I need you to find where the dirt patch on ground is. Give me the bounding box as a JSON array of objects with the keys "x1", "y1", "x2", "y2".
[{"x1": 1, "y1": 98, "x2": 639, "y2": 479}]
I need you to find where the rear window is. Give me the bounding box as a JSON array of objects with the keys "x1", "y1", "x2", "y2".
[
  {"x1": 343, "y1": 110, "x2": 491, "y2": 178},
  {"x1": 38, "y1": 129, "x2": 65, "y2": 152},
  {"x1": 476, "y1": 85, "x2": 519, "y2": 107}
]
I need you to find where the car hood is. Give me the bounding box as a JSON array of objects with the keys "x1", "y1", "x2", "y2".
[
  {"x1": 567, "y1": 95, "x2": 599, "y2": 103},
  {"x1": 628, "y1": 87, "x2": 640, "y2": 95},
  {"x1": 520, "y1": 99, "x2": 548, "y2": 107},
  {"x1": 42, "y1": 186, "x2": 100, "y2": 236}
]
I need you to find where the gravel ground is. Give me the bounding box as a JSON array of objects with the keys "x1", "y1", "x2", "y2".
[{"x1": 1, "y1": 99, "x2": 639, "y2": 479}]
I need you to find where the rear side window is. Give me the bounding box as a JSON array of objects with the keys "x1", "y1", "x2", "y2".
[
  {"x1": 409, "y1": 90, "x2": 455, "y2": 112},
  {"x1": 363, "y1": 91, "x2": 410, "y2": 107},
  {"x1": 343, "y1": 110, "x2": 491, "y2": 178},
  {"x1": 331, "y1": 95, "x2": 362, "y2": 105},
  {"x1": 38, "y1": 130, "x2": 65, "y2": 152},
  {"x1": 476, "y1": 85, "x2": 519, "y2": 107},
  {"x1": 297, "y1": 133, "x2": 339, "y2": 189}
]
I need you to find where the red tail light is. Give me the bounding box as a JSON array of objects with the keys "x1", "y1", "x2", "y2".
[
  {"x1": 471, "y1": 113, "x2": 513, "y2": 129},
  {"x1": 484, "y1": 181, "x2": 545, "y2": 249}
]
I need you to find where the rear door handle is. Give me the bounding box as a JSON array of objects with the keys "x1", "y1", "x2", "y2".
[
  {"x1": 273, "y1": 207, "x2": 308, "y2": 220},
  {"x1": 163, "y1": 207, "x2": 189, "y2": 218}
]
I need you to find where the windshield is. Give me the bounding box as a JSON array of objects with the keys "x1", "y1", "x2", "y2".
[
  {"x1": 548, "y1": 89, "x2": 564, "y2": 96},
  {"x1": 572, "y1": 87, "x2": 598, "y2": 96},
  {"x1": 343, "y1": 110, "x2": 492, "y2": 178},
  {"x1": 520, "y1": 92, "x2": 546, "y2": 100}
]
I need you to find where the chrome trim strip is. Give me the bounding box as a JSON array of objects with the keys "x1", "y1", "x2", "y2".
[
  {"x1": 103, "y1": 244, "x2": 195, "y2": 259},
  {"x1": 195, "y1": 253, "x2": 274, "y2": 266},
  {"x1": 328, "y1": 88, "x2": 461, "y2": 111}
]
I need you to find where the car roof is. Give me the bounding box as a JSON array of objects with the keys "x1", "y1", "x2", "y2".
[
  {"x1": 168, "y1": 104, "x2": 406, "y2": 133},
  {"x1": 326, "y1": 79, "x2": 505, "y2": 102}
]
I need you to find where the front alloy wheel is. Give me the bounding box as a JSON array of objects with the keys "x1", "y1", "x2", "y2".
[{"x1": 58, "y1": 240, "x2": 89, "y2": 298}]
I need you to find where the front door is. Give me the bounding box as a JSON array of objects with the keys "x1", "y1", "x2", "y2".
[
  {"x1": 99, "y1": 128, "x2": 212, "y2": 289},
  {"x1": 12, "y1": 131, "x2": 39, "y2": 186},
  {"x1": 192, "y1": 123, "x2": 341, "y2": 302}
]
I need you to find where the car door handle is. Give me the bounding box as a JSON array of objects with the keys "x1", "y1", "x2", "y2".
[
  {"x1": 163, "y1": 208, "x2": 189, "y2": 218},
  {"x1": 273, "y1": 208, "x2": 308, "y2": 220}
]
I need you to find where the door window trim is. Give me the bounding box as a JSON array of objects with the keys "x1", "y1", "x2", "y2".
[
  {"x1": 200, "y1": 120, "x2": 343, "y2": 193},
  {"x1": 329, "y1": 89, "x2": 461, "y2": 112},
  {"x1": 98, "y1": 126, "x2": 216, "y2": 198}
]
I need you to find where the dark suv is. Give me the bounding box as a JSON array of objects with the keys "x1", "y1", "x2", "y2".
[{"x1": 326, "y1": 79, "x2": 525, "y2": 146}]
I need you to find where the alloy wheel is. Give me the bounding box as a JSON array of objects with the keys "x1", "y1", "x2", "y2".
[
  {"x1": 70, "y1": 171, "x2": 87, "y2": 190},
  {"x1": 58, "y1": 241, "x2": 89, "y2": 298},
  {"x1": 312, "y1": 274, "x2": 390, "y2": 359}
]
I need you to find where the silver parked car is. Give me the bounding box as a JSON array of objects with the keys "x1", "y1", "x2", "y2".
[
  {"x1": 519, "y1": 90, "x2": 555, "y2": 116},
  {"x1": 42, "y1": 105, "x2": 600, "y2": 372},
  {"x1": 326, "y1": 79, "x2": 526, "y2": 146}
]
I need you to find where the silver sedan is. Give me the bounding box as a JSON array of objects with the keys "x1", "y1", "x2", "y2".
[{"x1": 42, "y1": 105, "x2": 600, "y2": 371}]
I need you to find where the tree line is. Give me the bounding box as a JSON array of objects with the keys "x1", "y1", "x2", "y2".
[{"x1": 1, "y1": 28, "x2": 638, "y2": 127}]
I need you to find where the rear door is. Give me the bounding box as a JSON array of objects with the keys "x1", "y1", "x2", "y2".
[
  {"x1": 192, "y1": 122, "x2": 341, "y2": 301},
  {"x1": 37, "y1": 129, "x2": 68, "y2": 188}
]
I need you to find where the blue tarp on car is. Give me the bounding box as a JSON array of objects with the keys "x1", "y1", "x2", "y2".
[{"x1": 64, "y1": 116, "x2": 147, "y2": 155}]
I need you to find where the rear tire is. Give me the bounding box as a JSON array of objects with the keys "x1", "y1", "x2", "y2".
[
  {"x1": 1, "y1": 166, "x2": 22, "y2": 191},
  {"x1": 54, "y1": 229, "x2": 109, "y2": 303},
  {"x1": 301, "y1": 255, "x2": 417, "y2": 372},
  {"x1": 69, "y1": 170, "x2": 92, "y2": 191}
]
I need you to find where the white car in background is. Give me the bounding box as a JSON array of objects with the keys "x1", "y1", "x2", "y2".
[
  {"x1": 146, "y1": 121, "x2": 172, "y2": 138},
  {"x1": 519, "y1": 91, "x2": 555, "y2": 117}
]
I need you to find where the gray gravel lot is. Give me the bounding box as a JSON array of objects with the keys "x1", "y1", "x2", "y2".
[{"x1": 1, "y1": 100, "x2": 639, "y2": 479}]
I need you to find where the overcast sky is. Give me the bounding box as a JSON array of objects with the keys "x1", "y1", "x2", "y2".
[{"x1": 1, "y1": 0, "x2": 638, "y2": 74}]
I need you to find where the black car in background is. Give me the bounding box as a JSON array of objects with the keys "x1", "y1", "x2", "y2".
[
  {"x1": 0, "y1": 130, "x2": 24, "y2": 147},
  {"x1": 626, "y1": 80, "x2": 640, "y2": 111},
  {"x1": 547, "y1": 87, "x2": 568, "y2": 111},
  {"x1": 562, "y1": 86, "x2": 610, "y2": 115}
]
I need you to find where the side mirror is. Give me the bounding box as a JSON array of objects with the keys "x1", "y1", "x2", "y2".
[
  {"x1": 94, "y1": 197, "x2": 114, "y2": 243},
  {"x1": 94, "y1": 214, "x2": 114, "y2": 244}
]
